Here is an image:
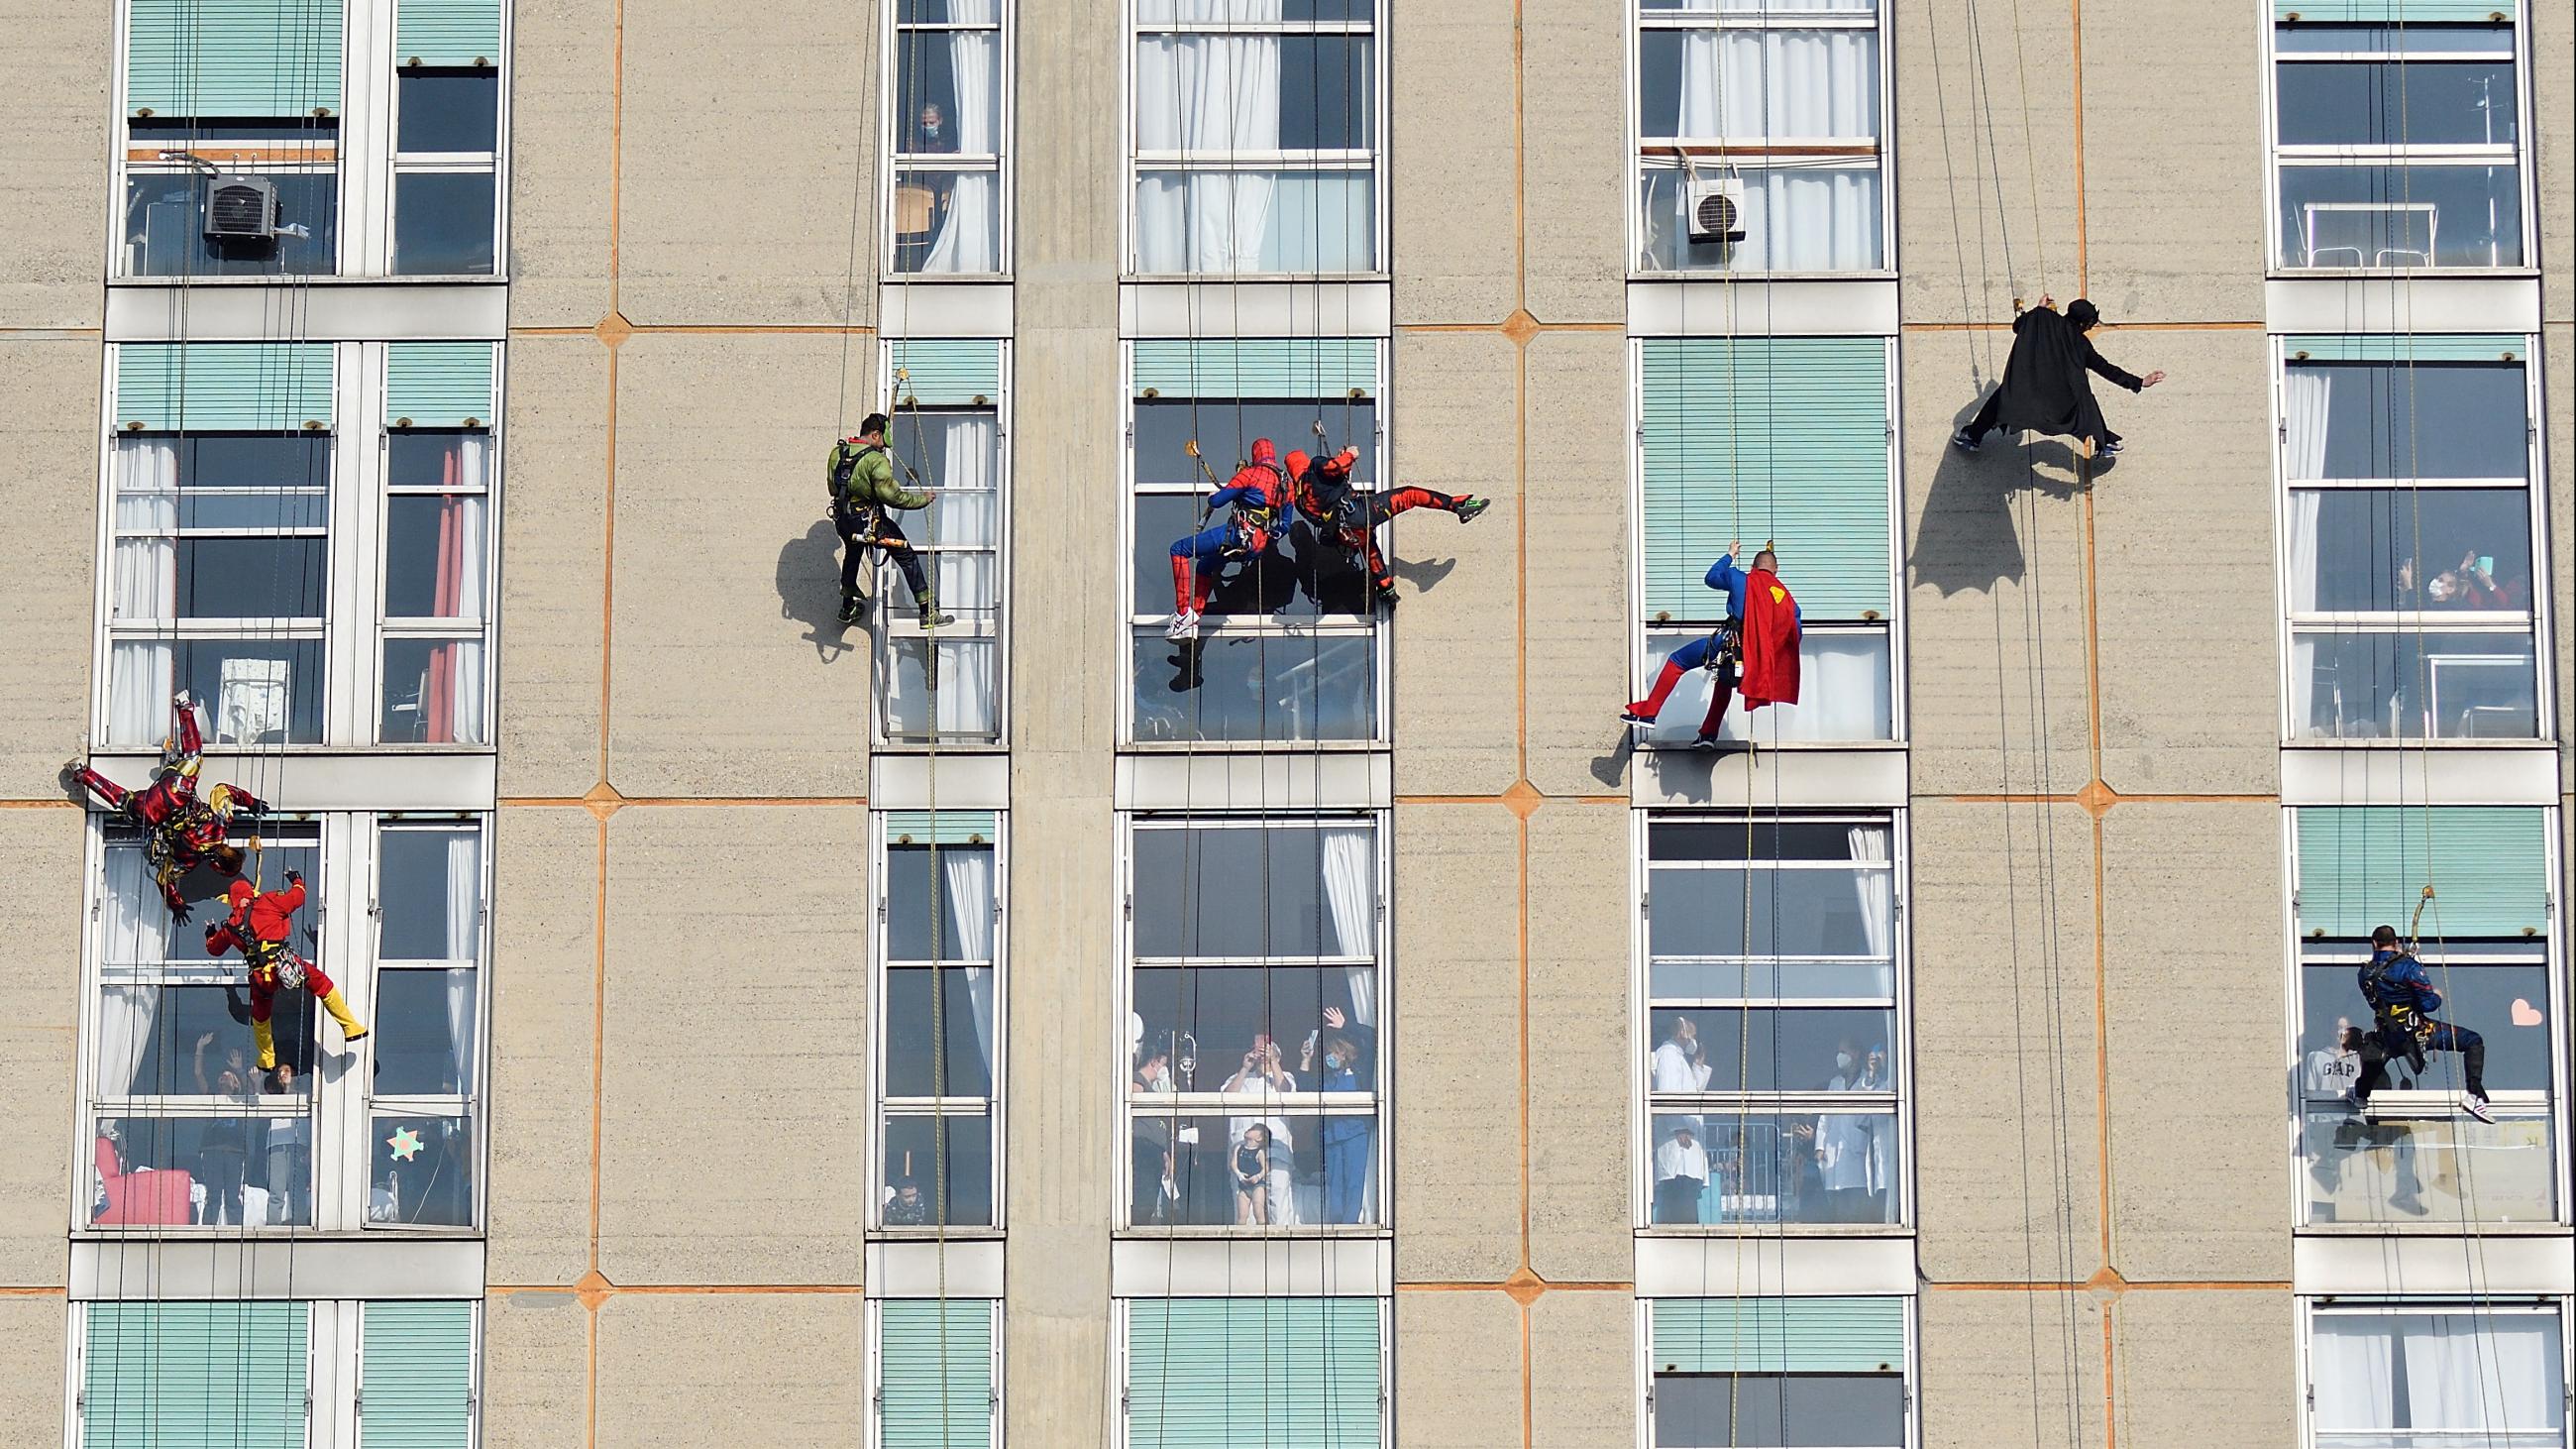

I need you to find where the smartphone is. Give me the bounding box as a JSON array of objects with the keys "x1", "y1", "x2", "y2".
[{"x1": 2476, "y1": 555, "x2": 2496, "y2": 575}]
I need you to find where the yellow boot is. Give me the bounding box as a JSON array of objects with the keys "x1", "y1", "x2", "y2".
[
  {"x1": 252, "y1": 1018, "x2": 277, "y2": 1070},
  {"x1": 320, "y1": 988, "x2": 369, "y2": 1046}
]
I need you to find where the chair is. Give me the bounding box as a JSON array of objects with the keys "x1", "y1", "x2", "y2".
[
  {"x1": 94, "y1": 1136, "x2": 195, "y2": 1225},
  {"x1": 894, "y1": 184, "x2": 937, "y2": 240}
]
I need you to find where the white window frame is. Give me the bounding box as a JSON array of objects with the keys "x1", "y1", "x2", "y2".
[
  {"x1": 1632, "y1": 810, "x2": 1914, "y2": 1234},
  {"x1": 1625, "y1": 0, "x2": 1893, "y2": 279},
  {"x1": 74, "y1": 812, "x2": 493, "y2": 1238},
  {"x1": 2261, "y1": 6, "x2": 2538, "y2": 274},
  {"x1": 873, "y1": 340, "x2": 1012, "y2": 747},
  {"x1": 1116, "y1": 813, "x2": 1391, "y2": 1238},
  {"x1": 2268, "y1": 341, "x2": 2554, "y2": 746},
  {"x1": 1117, "y1": 340, "x2": 1392, "y2": 749},
  {"x1": 882, "y1": 0, "x2": 1015, "y2": 279},
  {"x1": 865, "y1": 1297, "x2": 1005, "y2": 1449},
  {"x1": 63, "y1": 1298, "x2": 485, "y2": 1449},
  {"x1": 868, "y1": 813, "x2": 1010, "y2": 1235},
  {"x1": 383, "y1": 56, "x2": 510, "y2": 279},
  {"x1": 93, "y1": 342, "x2": 503, "y2": 752},
  {"x1": 1121, "y1": 0, "x2": 1388, "y2": 279},
  {"x1": 1635, "y1": 1295, "x2": 1921, "y2": 1449},
  {"x1": 1113, "y1": 1296, "x2": 1391, "y2": 1449},
  {"x1": 2296, "y1": 1298, "x2": 2573, "y2": 1449},
  {"x1": 362, "y1": 816, "x2": 491, "y2": 1233}
]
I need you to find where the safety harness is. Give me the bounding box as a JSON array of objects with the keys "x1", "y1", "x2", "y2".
[
  {"x1": 2360, "y1": 949, "x2": 2434, "y2": 1075},
  {"x1": 829, "y1": 440, "x2": 893, "y2": 542}
]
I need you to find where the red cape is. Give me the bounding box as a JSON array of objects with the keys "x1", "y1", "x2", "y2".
[{"x1": 1740, "y1": 569, "x2": 1801, "y2": 709}]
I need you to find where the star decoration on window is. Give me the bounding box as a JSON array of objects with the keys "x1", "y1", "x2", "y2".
[{"x1": 386, "y1": 1126, "x2": 425, "y2": 1163}]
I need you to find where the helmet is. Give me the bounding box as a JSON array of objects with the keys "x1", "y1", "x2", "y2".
[{"x1": 1249, "y1": 438, "x2": 1277, "y2": 468}]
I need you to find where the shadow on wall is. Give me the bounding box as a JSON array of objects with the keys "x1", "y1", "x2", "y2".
[
  {"x1": 778, "y1": 518, "x2": 860, "y2": 662},
  {"x1": 1908, "y1": 388, "x2": 2104, "y2": 598}
]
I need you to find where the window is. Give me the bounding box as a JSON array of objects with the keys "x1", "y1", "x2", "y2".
[
  {"x1": 83, "y1": 815, "x2": 490, "y2": 1233},
  {"x1": 1643, "y1": 817, "x2": 1905, "y2": 1228},
  {"x1": 75, "y1": 1299, "x2": 481, "y2": 1448},
  {"x1": 890, "y1": 0, "x2": 1007, "y2": 275},
  {"x1": 2290, "y1": 807, "x2": 2562, "y2": 1227},
  {"x1": 2272, "y1": 14, "x2": 2530, "y2": 270},
  {"x1": 1122, "y1": 1298, "x2": 1384, "y2": 1447},
  {"x1": 874, "y1": 813, "x2": 1003, "y2": 1231},
  {"x1": 117, "y1": 0, "x2": 346, "y2": 277},
  {"x1": 1636, "y1": 339, "x2": 1898, "y2": 746},
  {"x1": 1127, "y1": 340, "x2": 1383, "y2": 744},
  {"x1": 1129, "y1": 0, "x2": 1379, "y2": 276},
  {"x1": 1647, "y1": 1297, "x2": 1911, "y2": 1449},
  {"x1": 2279, "y1": 342, "x2": 2543, "y2": 741},
  {"x1": 102, "y1": 342, "x2": 501, "y2": 751},
  {"x1": 2307, "y1": 1303, "x2": 2567, "y2": 1449},
  {"x1": 879, "y1": 341, "x2": 1007, "y2": 743},
  {"x1": 1126, "y1": 817, "x2": 1382, "y2": 1230},
  {"x1": 873, "y1": 1299, "x2": 1001, "y2": 1448},
  {"x1": 390, "y1": 62, "x2": 501, "y2": 275},
  {"x1": 1633, "y1": 0, "x2": 1887, "y2": 275}
]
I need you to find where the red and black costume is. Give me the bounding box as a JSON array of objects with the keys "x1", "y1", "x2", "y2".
[
  {"x1": 203, "y1": 873, "x2": 367, "y2": 1069},
  {"x1": 67, "y1": 694, "x2": 266, "y2": 921},
  {"x1": 1168, "y1": 437, "x2": 1294, "y2": 628},
  {"x1": 1284, "y1": 447, "x2": 1488, "y2": 602}
]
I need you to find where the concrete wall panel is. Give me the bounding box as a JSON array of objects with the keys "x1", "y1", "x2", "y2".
[
  {"x1": 1919, "y1": 1288, "x2": 2106, "y2": 1449},
  {"x1": 1527, "y1": 801, "x2": 1632, "y2": 1285},
  {"x1": 1530, "y1": 1289, "x2": 1637, "y2": 1449},
  {"x1": 0, "y1": 0, "x2": 108, "y2": 329},
  {"x1": 1392, "y1": 802, "x2": 1520, "y2": 1283},
  {"x1": 2110, "y1": 1290, "x2": 2296, "y2": 1449},
  {"x1": 1520, "y1": 0, "x2": 1627, "y2": 324},
  {"x1": 2549, "y1": 326, "x2": 2571, "y2": 793},
  {"x1": 593, "y1": 1293, "x2": 866, "y2": 1448},
  {"x1": 0, "y1": 810, "x2": 77, "y2": 1286},
  {"x1": 0, "y1": 1297, "x2": 66, "y2": 1449},
  {"x1": 505, "y1": 0, "x2": 617, "y2": 327},
  {"x1": 1523, "y1": 330, "x2": 1632, "y2": 799},
  {"x1": 596, "y1": 805, "x2": 866, "y2": 1284},
  {"x1": 2080, "y1": 0, "x2": 2265, "y2": 322},
  {"x1": 616, "y1": 0, "x2": 875, "y2": 327},
  {"x1": 486, "y1": 806, "x2": 600, "y2": 1286},
  {"x1": 1390, "y1": 330, "x2": 1520, "y2": 796},
  {"x1": 1389, "y1": 2, "x2": 1516, "y2": 326},
  {"x1": 2536, "y1": 5, "x2": 2572, "y2": 312},
  {"x1": 604, "y1": 333, "x2": 873, "y2": 799},
  {"x1": 497, "y1": 335, "x2": 611, "y2": 799},
  {"x1": 0, "y1": 341, "x2": 99, "y2": 800},
  {"x1": 479, "y1": 1293, "x2": 590, "y2": 1449},
  {"x1": 1393, "y1": 1290, "x2": 1521, "y2": 1449},
  {"x1": 2101, "y1": 802, "x2": 2286, "y2": 1282}
]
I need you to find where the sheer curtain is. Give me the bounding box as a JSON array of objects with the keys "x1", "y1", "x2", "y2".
[
  {"x1": 1320, "y1": 827, "x2": 1375, "y2": 1028},
  {"x1": 97, "y1": 849, "x2": 172, "y2": 1098},
  {"x1": 109, "y1": 436, "x2": 179, "y2": 745},
  {"x1": 2281, "y1": 371, "x2": 2334, "y2": 735},
  {"x1": 443, "y1": 829, "x2": 481, "y2": 1093},
  {"x1": 1133, "y1": 1, "x2": 1286, "y2": 273},
  {"x1": 1677, "y1": 30, "x2": 1878, "y2": 139},
  {"x1": 2398, "y1": 1313, "x2": 2562, "y2": 1439},
  {"x1": 2311, "y1": 1317, "x2": 2399, "y2": 1438},
  {"x1": 940, "y1": 847, "x2": 998, "y2": 1081},
  {"x1": 1847, "y1": 825, "x2": 1892, "y2": 961},
  {"x1": 923, "y1": 0, "x2": 999, "y2": 273}
]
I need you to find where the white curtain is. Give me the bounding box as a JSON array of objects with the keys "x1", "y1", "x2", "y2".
[
  {"x1": 1133, "y1": 4, "x2": 1285, "y2": 273},
  {"x1": 443, "y1": 828, "x2": 482, "y2": 1093},
  {"x1": 925, "y1": 415, "x2": 999, "y2": 546},
  {"x1": 1320, "y1": 827, "x2": 1375, "y2": 1028},
  {"x1": 940, "y1": 847, "x2": 999, "y2": 1079},
  {"x1": 2283, "y1": 368, "x2": 2333, "y2": 483},
  {"x1": 922, "y1": 0, "x2": 999, "y2": 273},
  {"x1": 2311, "y1": 1317, "x2": 2400, "y2": 1436},
  {"x1": 2287, "y1": 490, "x2": 2324, "y2": 614},
  {"x1": 1676, "y1": 30, "x2": 1878, "y2": 141},
  {"x1": 2283, "y1": 367, "x2": 2333, "y2": 742},
  {"x1": 1847, "y1": 825, "x2": 1892, "y2": 961},
  {"x1": 94, "y1": 988, "x2": 160, "y2": 1099},
  {"x1": 1720, "y1": 633, "x2": 1891, "y2": 743},
  {"x1": 2398, "y1": 1313, "x2": 2562, "y2": 1437},
  {"x1": 104, "y1": 845, "x2": 178, "y2": 975},
  {"x1": 108, "y1": 437, "x2": 179, "y2": 745}
]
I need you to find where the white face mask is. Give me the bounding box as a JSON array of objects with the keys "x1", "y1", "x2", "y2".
[{"x1": 1835, "y1": 1052, "x2": 1855, "y2": 1071}]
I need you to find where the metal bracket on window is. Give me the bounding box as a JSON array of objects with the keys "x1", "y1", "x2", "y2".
[
  {"x1": 1124, "y1": 893, "x2": 1133, "y2": 919},
  {"x1": 876, "y1": 899, "x2": 889, "y2": 925},
  {"x1": 2279, "y1": 419, "x2": 2290, "y2": 443},
  {"x1": 354, "y1": 1392, "x2": 364, "y2": 1415},
  {"x1": 370, "y1": 898, "x2": 382, "y2": 919}
]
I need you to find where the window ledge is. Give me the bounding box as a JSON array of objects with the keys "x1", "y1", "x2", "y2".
[
  {"x1": 1628, "y1": 270, "x2": 1900, "y2": 283},
  {"x1": 1635, "y1": 1226, "x2": 1917, "y2": 1239},
  {"x1": 1122, "y1": 740, "x2": 1388, "y2": 754},
  {"x1": 2297, "y1": 1223, "x2": 2571, "y2": 1239},
  {"x1": 2269, "y1": 267, "x2": 2541, "y2": 281},
  {"x1": 109, "y1": 275, "x2": 509, "y2": 287}
]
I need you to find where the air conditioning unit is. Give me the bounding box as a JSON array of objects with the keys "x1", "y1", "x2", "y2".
[
  {"x1": 202, "y1": 175, "x2": 279, "y2": 242},
  {"x1": 1685, "y1": 175, "x2": 1747, "y2": 246}
]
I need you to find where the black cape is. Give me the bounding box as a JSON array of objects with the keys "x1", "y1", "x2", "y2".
[{"x1": 1983, "y1": 304, "x2": 2143, "y2": 445}]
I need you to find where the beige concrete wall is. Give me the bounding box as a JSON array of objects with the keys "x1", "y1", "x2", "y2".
[
  {"x1": 496, "y1": 333, "x2": 612, "y2": 798},
  {"x1": 0, "y1": 1297, "x2": 67, "y2": 1449},
  {"x1": 1529, "y1": 1288, "x2": 1637, "y2": 1449},
  {"x1": 1519, "y1": 0, "x2": 1627, "y2": 324},
  {"x1": 479, "y1": 1292, "x2": 590, "y2": 1449},
  {"x1": 1387, "y1": 1, "x2": 1514, "y2": 328},
  {"x1": 593, "y1": 1293, "x2": 867, "y2": 1447},
  {"x1": 485, "y1": 806, "x2": 599, "y2": 1287},
  {"x1": 1392, "y1": 1290, "x2": 1520, "y2": 1449},
  {"x1": 1918, "y1": 1288, "x2": 2106, "y2": 1449},
  {"x1": 0, "y1": 343, "x2": 102, "y2": 799},
  {"x1": 1388, "y1": 333, "x2": 1520, "y2": 796},
  {"x1": 0, "y1": 0, "x2": 109, "y2": 330},
  {"x1": 0, "y1": 810, "x2": 78, "y2": 1288},
  {"x1": 504, "y1": 0, "x2": 616, "y2": 327},
  {"x1": 2079, "y1": 0, "x2": 2266, "y2": 322},
  {"x1": 1526, "y1": 801, "x2": 1632, "y2": 1285},
  {"x1": 2110, "y1": 1290, "x2": 2296, "y2": 1449}
]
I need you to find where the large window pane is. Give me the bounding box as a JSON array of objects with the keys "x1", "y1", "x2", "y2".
[
  {"x1": 1134, "y1": 34, "x2": 1373, "y2": 152},
  {"x1": 1636, "y1": 29, "x2": 1879, "y2": 140},
  {"x1": 1636, "y1": 165, "x2": 1884, "y2": 273},
  {"x1": 1641, "y1": 627, "x2": 1893, "y2": 743},
  {"x1": 881, "y1": 1113, "x2": 994, "y2": 1226},
  {"x1": 2303, "y1": 1109, "x2": 2557, "y2": 1225},
  {"x1": 372, "y1": 969, "x2": 477, "y2": 1096},
  {"x1": 1132, "y1": 627, "x2": 1377, "y2": 742},
  {"x1": 2277, "y1": 60, "x2": 2519, "y2": 147},
  {"x1": 897, "y1": 29, "x2": 1002, "y2": 151},
  {"x1": 2311, "y1": 1311, "x2": 2566, "y2": 1449},
  {"x1": 2300, "y1": 960, "x2": 2554, "y2": 1095},
  {"x1": 884, "y1": 968, "x2": 997, "y2": 1098},
  {"x1": 368, "y1": 1114, "x2": 475, "y2": 1226},
  {"x1": 1649, "y1": 865, "x2": 1893, "y2": 959},
  {"x1": 93, "y1": 984, "x2": 318, "y2": 1096},
  {"x1": 1131, "y1": 824, "x2": 1377, "y2": 959},
  {"x1": 1133, "y1": 169, "x2": 1373, "y2": 273},
  {"x1": 1133, "y1": 499, "x2": 1376, "y2": 620},
  {"x1": 2286, "y1": 630, "x2": 2537, "y2": 739},
  {"x1": 121, "y1": 170, "x2": 338, "y2": 277},
  {"x1": 884, "y1": 843, "x2": 996, "y2": 960},
  {"x1": 2279, "y1": 164, "x2": 2523, "y2": 268},
  {"x1": 2286, "y1": 489, "x2": 2531, "y2": 613},
  {"x1": 893, "y1": 167, "x2": 1003, "y2": 274},
  {"x1": 1650, "y1": 957, "x2": 1895, "y2": 1001},
  {"x1": 1646, "y1": 1007, "x2": 1895, "y2": 1095},
  {"x1": 2285, "y1": 362, "x2": 2529, "y2": 481},
  {"x1": 380, "y1": 827, "x2": 483, "y2": 961},
  {"x1": 1134, "y1": 400, "x2": 1376, "y2": 487},
  {"x1": 397, "y1": 71, "x2": 500, "y2": 153},
  {"x1": 1654, "y1": 1372, "x2": 1905, "y2": 1448},
  {"x1": 1650, "y1": 1110, "x2": 1896, "y2": 1226},
  {"x1": 385, "y1": 495, "x2": 490, "y2": 618},
  {"x1": 1129, "y1": 1110, "x2": 1377, "y2": 1227},
  {"x1": 393, "y1": 172, "x2": 497, "y2": 275},
  {"x1": 1132, "y1": 963, "x2": 1378, "y2": 1091},
  {"x1": 94, "y1": 1114, "x2": 313, "y2": 1226},
  {"x1": 882, "y1": 637, "x2": 999, "y2": 739}
]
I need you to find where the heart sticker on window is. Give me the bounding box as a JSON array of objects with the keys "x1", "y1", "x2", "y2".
[{"x1": 2511, "y1": 998, "x2": 2544, "y2": 1027}]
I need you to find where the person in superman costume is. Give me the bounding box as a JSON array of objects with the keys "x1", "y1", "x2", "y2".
[
  {"x1": 1166, "y1": 437, "x2": 1295, "y2": 641},
  {"x1": 1621, "y1": 542, "x2": 1801, "y2": 748},
  {"x1": 203, "y1": 871, "x2": 368, "y2": 1070}
]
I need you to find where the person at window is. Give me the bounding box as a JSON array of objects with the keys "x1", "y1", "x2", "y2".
[
  {"x1": 910, "y1": 102, "x2": 955, "y2": 157},
  {"x1": 1813, "y1": 1041, "x2": 1889, "y2": 1223},
  {"x1": 1305, "y1": 1011, "x2": 1376, "y2": 1224},
  {"x1": 825, "y1": 414, "x2": 949, "y2": 627},
  {"x1": 1283, "y1": 446, "x2": 1490, "y2": 610},
  {"x1": 883, "y1": 1174, "x2": 931, "y2": 1227},
  {"x1": 1234, "y1": 1123, "x2": 1276, "y2": 1226},
  {"x1": 2403, "y1": 551, "x2": 2517, "y2": 611},
  {"x1": 2306, "y1": 1020, "x2": 2426, "y2": 1216},
  {"x1": 1132, "y1": 1049, "x2": 1180, "y2": 1225},
  {"x1": 1950, "y1": 296, "x2": 2166, "y2": 457},
  {"x1": 190, "y1": 1032, "x2": 257, "y2": 1226},
  {"x1": 1620, "y1": 543, "x2": 1803, "y2": 749},
  {"x1": 203, "y1": 871, "x2": 369, "y2": 1070},
  {"x1": 264, "y1": 1061, "x2": 311, "y2": 1225},
  {"x1": 63, "y1": 691, "x2": 268, "y2": 923},
  {"x1": 1167, "y1": 438, "x2": 1294, "y2": 640},
  {"x1": 2355, "y1": 925, "x2": 2493, "y2": 1124},
  {"x1": 1221, "y1": 1038, "x2": 1300, "y2": 1226},
  {"x1": 1653, "y1": 1123, "x2": 1710, "y2": 1225}
]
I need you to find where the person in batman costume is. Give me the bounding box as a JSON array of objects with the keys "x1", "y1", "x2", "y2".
[{"x1": 1951, "y1": 296, "x2": 2165, "y2": 457}]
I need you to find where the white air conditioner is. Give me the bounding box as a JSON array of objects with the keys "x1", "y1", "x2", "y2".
[
  {"x1": 202, "y1": 175, "x2": 279, "y2": 242},
  {"x1": 1685, "y1": 175, "x2": 1747, "y2": 247}
]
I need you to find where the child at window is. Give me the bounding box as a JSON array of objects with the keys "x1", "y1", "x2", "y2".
[{"x1": 1234, "y1": 1123, "x2": 1273, "y2": 1226}]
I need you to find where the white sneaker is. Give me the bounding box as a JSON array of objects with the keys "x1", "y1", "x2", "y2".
[
  {"x1": 1165, "y1": 611, "x2": 1201, "y2": 641},
  {"x1": 2461, "y1": 1094, "x2": 2496, "y2": 1124}
]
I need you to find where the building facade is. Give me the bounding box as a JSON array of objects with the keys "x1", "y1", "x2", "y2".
[{"x1": 0, "y1": 0, "x2": 2569, "y2": 1445}]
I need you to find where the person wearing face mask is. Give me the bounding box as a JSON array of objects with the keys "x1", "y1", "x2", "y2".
[
  {"x1": 1305, "y1": 1006, "x2": 1377, "y2": 1224},
  {"x1": 1812, "y1": 1040, "x2": 1890, "y2": 1224}
]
